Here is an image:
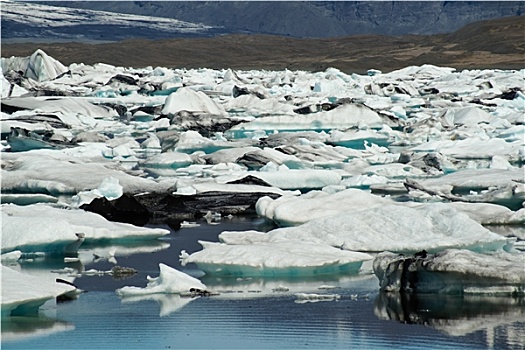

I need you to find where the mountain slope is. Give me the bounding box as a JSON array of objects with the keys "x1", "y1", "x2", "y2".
[
  {"x1": 1, "y1": 0, "x2": 225, "y2": 43},
  {"x1": 34, "y1": 1, "x2": 525, "y2": 38}
]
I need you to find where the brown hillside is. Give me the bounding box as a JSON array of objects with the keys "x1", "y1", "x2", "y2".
[{"x1": 2, "y1": 16, "x2": 524, "y2": 73}]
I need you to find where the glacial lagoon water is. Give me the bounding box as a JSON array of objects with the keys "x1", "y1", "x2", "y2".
[{"x1": 2, "y1": 217, "x2": 524, "y2": 350}]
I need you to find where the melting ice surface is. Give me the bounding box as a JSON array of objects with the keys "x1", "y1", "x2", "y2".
[{"x1": 1, "y1": 50, "x2": 524, "y2": 348}]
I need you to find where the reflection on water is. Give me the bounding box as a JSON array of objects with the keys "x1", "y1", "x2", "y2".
[
  {"x1": 1, "y1": 315, "x2": 75, "y2": 343},
  {"x1": 375, "y1": 292, "x2": 525, "y2": 346},
  {"x1": 120, "y1": 294, "x2": 195, "y2": 317}
]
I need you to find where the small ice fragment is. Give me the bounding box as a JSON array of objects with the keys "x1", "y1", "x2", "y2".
[
  {"x1": 272, "y1": 285, "x2": 290, "y2": 292},
  {"x1": 318, "y1": 285, "x2": 339, "y2": 290},
  {"x1": 294, "y1": 293, "x2": 340, "y2": 303},
  {"x1": 180, "y1": 221, "x2": 201, "y2": 228}
]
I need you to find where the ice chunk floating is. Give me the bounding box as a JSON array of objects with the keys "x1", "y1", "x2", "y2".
[
  {"x1": 1, "y1": 266, "x2": 76, "y2": 316},
  {"x1": 373, "y1": 249, "x2": 525, "y2": 295},
  {"x1": 181, "y1": 241, "x2": 373, "y2": 277},
  {"x1": 1, "y1": 204, "x2": 169, "y2": 254},
  {"x1": 116, "y1": 263, "x2": 207, "y2": 296}
]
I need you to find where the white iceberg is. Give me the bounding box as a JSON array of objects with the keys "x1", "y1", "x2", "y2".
[
  {"x1": 71, "y1": 176, "x2": 123, "y2": 207},
  {"x1": 256, "y1": 189, "x2": 391, "y2": 226},
  {"x1": 1, "y1": 151, "x2": 171, "y2": 195},
  {"x1": 116, "y1": 263, "x2": 207, "y2": 296},
  {"x1": 411, "y1": 137, "x2": 521, "y2": 159},
  {"x1": 244, "y1": 169, "x2": 342, "y2": 191},
  {"x1": 1, "y1": 96, "x2": 116, "y2": 121},
  {"x1": 1, "y1": 265, "x2": 76, "y2": 316},
  {"x1": 181, "y1": 241, "x2": 373, "y2": 277},
  {"x1": 228, "y1": 103, "x2": 383, "y2": 135},
  {"x1": 140, "y1": 151, "x2": 193, "y2": 169},
  {"x1": 439, "y1": 106, "x2": 495, "y2": 127},
  {"x1": 0, "y1": 193, "x2": 59, "y2": 206},
  {"x1": 1, "y1": 204, "x2": 169, "y2": 254},
  {"x1": 223, "y1": 203, "x2": 508, "y2": 253},
  {"x1": 161, "y1": 87, "x2": 226, "y2": 116},
  {"x1": 173, "y1": 130, "x2": 252, "y2": 154},
  {"x1": 1, "y1": 49, "x2": 68, "y2": 82}
]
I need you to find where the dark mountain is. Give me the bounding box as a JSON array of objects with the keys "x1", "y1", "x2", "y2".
[{"x1": 33, "y1": 1, "x2": 524, "y2": 38}]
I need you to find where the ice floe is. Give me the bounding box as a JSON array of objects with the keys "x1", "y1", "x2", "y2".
[
  {"x1": 1, "y1": 265, "x2": 76, "y2": 316},
  {"x1": 181, "y1": 241, "x2": 373, "y2": 277},
  {"x1": 1, "y1": 49, "x2": 68, "y2": 82},
  {"x1": 220, "y1": 203, "x2": 509, "y2": 255},
  {"x1": 116, "y1": 263, "x2": 207, "y2": 296},
  {"x1": 1, "y1": 204, "x2": 169, "y2": 254},
  {"x1": 373, "y1": 249, "x2": 525, "y2": 295},
  {"x1": 1, "y1": 150, "x2": 171, "y2": 195}
]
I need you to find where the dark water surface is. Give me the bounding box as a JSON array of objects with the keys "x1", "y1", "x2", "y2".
[{"x1": 2, "y1": 217, "x2": 524, "y2": 349}]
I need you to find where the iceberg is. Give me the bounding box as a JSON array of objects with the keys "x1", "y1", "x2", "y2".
[
  {"x1": 439, "y1": 106, "x2": 495, "y2": 127},
  {"x1": 1, "y1": 265, "x2": 76, "y2": 316},
  {"x1": 410, "y1": 168, "x2": 525, "y2": 210},
  {"x1": 256, "y1": 189, "x2": 391, "y2": 226},
  {"x1": 181, "y1": 241, "x2": 373, "y2": 277},
  {"x1": 71, "y1": 176, "x2": 124, "y2": 207},
  {"x1": 411, "y1": 137, "x2": 521, "y2": 160},
  {"x1": 1, "y1": 73, "x2": 28, "y2": 98},
  {"x1": 0, "y1": 193, "x2": 58, "y2": 206},
  {"x1": 1, "y1": 96, "x2": 116, "y2": 120},
  {"x1": 227, "y1": 103, "x2": 383, "y2": 136},
  {"x1": 161, "y1": 87, "x2": 226, "y2": 116},
  {"x1": 140, "y1": 151, "x2": 193, "y2": 169},
  {"x1": 223, "y1": 203, "x2": 508, "y2": 253},
  {"x1": 116, "y1": 263, "x2": 207, "y2": 296},
  {"x1": 238, "y1": 169, "x2": 342, "y2": 191},
  {"x1": 1, "y1": 49, "x2": 68, "y2": 82},
  {"x1": 328, "y1": 129, "x2": 391, "y2": 149},
  {"x1": 1, "y1": 151, "x2": 171, "y2": 195},
  {"x1": 173, "y1": 130, "x2": 252, "y2": 154},
  {"x1": 256, "y1": 187, "x2": 522, "y2": 227},
  {"x1": 1, "y1": 49, "x2": 524, "y2": 309},
  {"x1": 373, "y1": 249, "x2": 525, "y2": 295},
  {"x1": 1, "y1": 204, "x2": 169, "y2": 254}
]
